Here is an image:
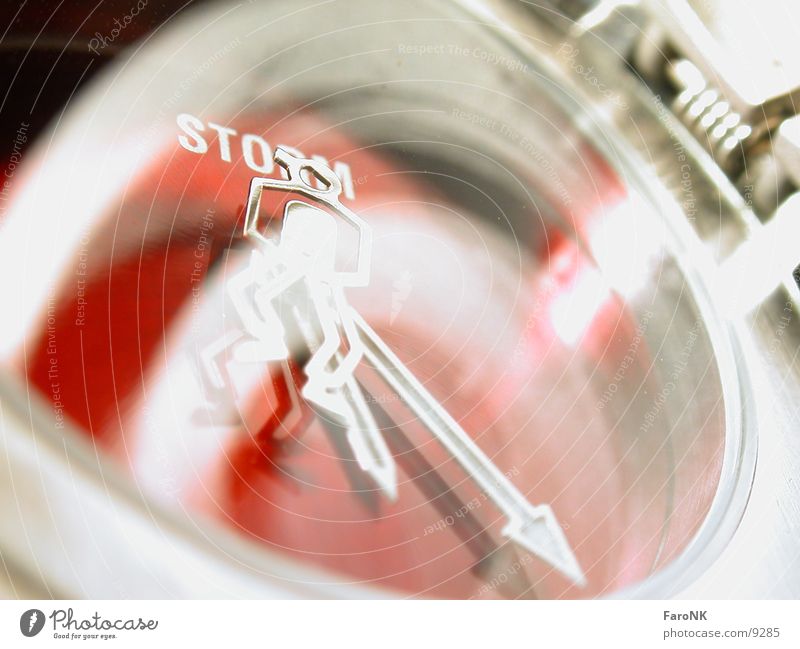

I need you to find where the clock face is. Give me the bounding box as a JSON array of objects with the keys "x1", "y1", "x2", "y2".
[{"x1": 0, "y1": 0, "x2": 748, "y2": 599}]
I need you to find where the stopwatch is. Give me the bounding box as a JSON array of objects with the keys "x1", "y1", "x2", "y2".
[{"x1": 0, "y1": 0, "x2": 797, "y2": 600}]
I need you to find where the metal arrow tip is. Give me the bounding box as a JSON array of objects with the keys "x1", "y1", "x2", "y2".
[{"x1": 502, "y1": 506, "x2": 586, "y2": 587}]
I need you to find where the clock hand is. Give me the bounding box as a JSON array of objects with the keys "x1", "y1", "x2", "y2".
[
  {"x1": 283, "y1": 287, "x2": 398, "y2": 500},
  {"x1": 225, "y1": 250, "x2": 398, "y2": 499},
  {"x1": 279, "y1": 347, "x2": 383, "y2": 511},
  {"x1": 364, "y1": 385, "x2": 538, "y2": 599},
  {"x1": 351, "y1": 309, "x2": 586, "y2": 586},
  {"x1": 312, "y1": 349, "x2": 398, "y2": 501}
]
